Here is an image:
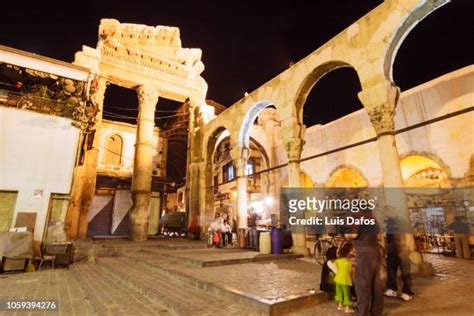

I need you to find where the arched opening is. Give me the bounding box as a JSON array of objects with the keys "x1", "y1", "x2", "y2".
[
  {"x1": 391, "y1": 1, "x2": 470, "y2": 90},
  {"x1": 238, "y1": 100, "x2": 276, "y2": 148},
  {"x1": 400, "y1": 154, "x2": 455, "y2": 240},
  {"x1": 325, "y1": 166, "x2": 368, "y2": 188},
  {"x1": 298, "y1": 65, "x2": 364, "y2": 127},
  {"x1": 400, "y1": 155, "x2": 450, "y2": 189},
  {"x1": 103, "y1": 85, "x2": 138, "y2": 124},
  {"x1": 211, "y1": 134, "x2": 270, "y2": 229},
  {"x1": 198, "y1": 126, "x2": 231, "y2": 230},
  {"x1": 237, "y1": 101, "x2": 281, "y2": 229},
  {"x1": 103, "y1": 133, "x2": 124, "y2": 165}
]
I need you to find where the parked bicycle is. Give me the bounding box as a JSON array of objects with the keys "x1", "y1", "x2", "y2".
[
  {"x1": 313, "y1": 233, "x2": 386, "y2": 267},
  {"x1": 313, "y1": 233, "x2": 351, "y2": 265}
]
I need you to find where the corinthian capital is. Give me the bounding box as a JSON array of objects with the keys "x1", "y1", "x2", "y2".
[
  {"x1": 286, "y1": 138, "x2": 305, "y2": 162},
  {"x1": 137, "y1": 85, "x2": 159, "y2": 107},
  {"x1": 358, "y1": 80, "x2": 400, "y2": 136}
]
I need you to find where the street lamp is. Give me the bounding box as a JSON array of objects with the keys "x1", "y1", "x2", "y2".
[{"x1": 264, "y1": 196, "x2": 274, "y2": 206}]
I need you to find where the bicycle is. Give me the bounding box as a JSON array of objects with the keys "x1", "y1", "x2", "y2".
[
  {"x1": 314, "y1": 233, "x2": 387, "y2": 267},
  {"x1": 313, "y1": 233, "x2": 351, "y2": 265}
]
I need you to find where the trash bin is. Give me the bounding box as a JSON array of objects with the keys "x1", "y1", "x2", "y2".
[
  {"x1": 259, "y1": 232, "x2": 271, "y2": 254},
  {"x1": 271, "y1": 228, "x2": 283, "y2": 254}
]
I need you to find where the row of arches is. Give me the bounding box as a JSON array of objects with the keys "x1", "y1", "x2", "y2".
[
  {"x1": 306, "y1": 154, "x2": 450, "y2": 189},
  {"x1": 200, "y1": 1, "x2": 451, "y2": 157},
  {"x1": 187, "y1": 1, "x2": 455, "y2": 254}
]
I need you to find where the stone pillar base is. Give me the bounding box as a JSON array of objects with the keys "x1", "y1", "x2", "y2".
[
  {"x1": 417, "y1": 262, "x2": 435, "y2": 276},
  {"x1": 409, "y1": 251, "x2": 434, "y2": 276},
  {"x1": 292, "y1": 245, "x2": 310, "y2": 257}
]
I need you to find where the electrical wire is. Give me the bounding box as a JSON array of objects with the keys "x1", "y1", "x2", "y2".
[
  {"x1": 103, "y1": 110, "x2": 186, "y2": 120},
  {"x1": 105, "y1": 105, "x2": 182, "y2": 113},
  {"x1": 99, "y1": 145, "x2": 134, "y2": 161}
]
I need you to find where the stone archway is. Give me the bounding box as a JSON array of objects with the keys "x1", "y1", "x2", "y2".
[
  {"x1": 294, "y1": 61, "x2": 359, "y2": 123},
  {"x1": 238, "y1": 100, "x2": 276, "y2": 148}
]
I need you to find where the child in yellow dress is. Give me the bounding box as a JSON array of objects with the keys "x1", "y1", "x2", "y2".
[{"x1": 334, "y1": 242, "x2": 355, "y2": 313}]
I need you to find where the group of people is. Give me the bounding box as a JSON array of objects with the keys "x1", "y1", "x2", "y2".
[
  {"x1": 320, "y1": 232, "x2": 415, "y2": 315},
  {"x1": 208, "y1": 214, "x2": 233, "y2": 247}
]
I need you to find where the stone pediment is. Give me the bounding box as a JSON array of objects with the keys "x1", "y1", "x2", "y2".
[{"x1": 74, "y1": 19, "x2": 207, "y2": 102}]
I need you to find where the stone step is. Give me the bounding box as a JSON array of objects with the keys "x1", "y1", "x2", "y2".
[
  {"x1": 97, "y1": 256, "x2": 256, "y2": 316},
  {"x1": 95, "y1": 238, "x2": 207, "y2": 258},
  {"x1": 140, "y1": 247, "x2": 304, "y2": 267},
  {"x1": 120, "y1": 250, "x2": 327, "y2": 315}
]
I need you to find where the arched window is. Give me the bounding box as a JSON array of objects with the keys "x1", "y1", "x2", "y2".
[
  {"x1": 326, "y1": 167, "x2": 368, "y2": 188},
  {"x1": 103, "y1": 134, "x2": 123, "y2": 165},
  {"x1": 400, "y1": 155, "x2": 449, "y2": 188}
]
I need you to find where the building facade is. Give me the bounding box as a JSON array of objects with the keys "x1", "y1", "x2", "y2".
[{"x1": 0, "y1": 45, "x2": 95, "y2": 248}]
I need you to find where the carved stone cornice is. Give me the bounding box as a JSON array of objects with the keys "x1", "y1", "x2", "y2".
[
  {"x1": 286, "y1": 138, "x2": 305, "y2": 163},
  {"x1": 358, "y1": 80, "x2": 400, "y2": 136},
  {"x1": 75, "y1": 19, "x2": 208, "y2": 101}
]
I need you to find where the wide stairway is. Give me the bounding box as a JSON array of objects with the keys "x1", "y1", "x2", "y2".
[{"x1": 94, "y1": 239, "x2": 327, "y2": 315}]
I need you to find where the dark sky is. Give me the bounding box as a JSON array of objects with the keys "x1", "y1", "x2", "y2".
[{"x1": 1, "y1": 0, "x2": 472, "y2": 126}]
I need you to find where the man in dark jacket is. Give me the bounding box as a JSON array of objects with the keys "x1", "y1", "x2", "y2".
[{"x1": 351, "y1": 209, "x2": 383, "y2": 316}]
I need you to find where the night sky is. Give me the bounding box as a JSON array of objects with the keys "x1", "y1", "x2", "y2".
[{"x1": 1, "y1": 0, "x2": 472, "y2": 126}]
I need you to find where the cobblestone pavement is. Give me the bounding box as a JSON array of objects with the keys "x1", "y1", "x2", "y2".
[
  {"x1": 1, "y1": 248, "x2": 472, "y2": 315},
  {"x1": 0, "y1": 263, "x2": 171, "y2": 316},
  {"x1": 0, "y1": 267, "x2": 95, "y2": 316}
]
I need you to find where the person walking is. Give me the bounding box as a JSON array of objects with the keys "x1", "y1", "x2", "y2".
[
  {"x1": 384, "y1": 233, "x2": 415, "y2": 301},
  {"x1": 248, "y1": 208, "x2": 259, "y2": 249},
  {"x1": 448, "y1": 216, "x2": 471, "y2": 259},
  {"x1": 351, "y1": 206, "x2": 383, "y2": 316}
]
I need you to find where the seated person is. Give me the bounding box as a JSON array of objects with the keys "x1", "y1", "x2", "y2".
[{"x1": 221, "y1": 220, "x2": 233, "y2": 246}]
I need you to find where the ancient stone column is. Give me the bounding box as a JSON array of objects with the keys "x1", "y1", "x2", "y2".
[
  {"x1": 187, "y1": 161, "x2": 200, "y2": 225},
  {"x1": 198, "y1": 160, "x2": 214, "y2": 230},
  {"x1": 129, "y1": 85, "x2": 159, "y2": 241},
  {"x1": 358, "y1": 80, "x2": 414, "y2": 251},
  {"x1": 231, "y1": 147, "x2": 250, "y2": 229},
  {"x1": 185, "y1": 101, "x2": 196, "y2": 230},
  {"x1": 286, "y1": 137, "x2": 310, "y2": 257},
  {"x1": 67, "y1": 77, "x2": 108, "y2": 239}
]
